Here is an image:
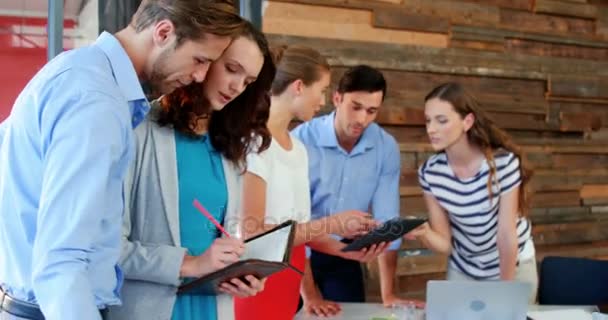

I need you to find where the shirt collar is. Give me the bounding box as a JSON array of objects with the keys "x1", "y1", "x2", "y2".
[
  {"x1": 317, "y1": 112, "x2": 340, "y2": 147},
  {"x1": 317, "y1": 111, "x2": 375, "y2": 155},
  {"x1": 95, "y1": 32, "x2": 146, "y2": 102},
  {"x1": 95, "y1": 32, "x2": 150, "y2": 127}
]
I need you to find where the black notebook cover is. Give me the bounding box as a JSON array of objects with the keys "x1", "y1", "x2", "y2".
[
  {"x1": 178, "y1": 220, "x2": 297, "y2": 295},
  {"x1": 341, "y1": 217, "x2": 427, "y2": 252}
]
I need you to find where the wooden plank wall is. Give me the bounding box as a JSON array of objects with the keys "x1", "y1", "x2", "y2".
[{"x1": 263, "y1": 0, "x2": 608, "y2": 301}]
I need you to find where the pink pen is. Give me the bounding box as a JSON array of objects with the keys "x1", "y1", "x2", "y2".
[{"x1": 193, "y1": 198, "x2": 231, "y2": 238}]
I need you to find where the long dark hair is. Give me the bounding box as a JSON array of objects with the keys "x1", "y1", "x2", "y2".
[
  {"x1": 425, "y1": 82, "x2": 533, "y2": 216},
  {"x1": 157, "y1": 21, "x2": 274, "y2": 169}
]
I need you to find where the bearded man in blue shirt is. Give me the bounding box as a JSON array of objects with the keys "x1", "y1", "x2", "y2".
[
  {"x1": 292, "y1": 65, "x2": 424, "y2": 317},
  {"x1": 0, "y1": 1, "x2": 244, "y2": 319}
]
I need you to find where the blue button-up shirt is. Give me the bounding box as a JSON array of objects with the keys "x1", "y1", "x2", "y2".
[
  {"x1": 0, "y1": 32, "x2": 150, "y2": 320},
  {"x1": 292, "y1": 112, "x2": 402, "y2": 251}
]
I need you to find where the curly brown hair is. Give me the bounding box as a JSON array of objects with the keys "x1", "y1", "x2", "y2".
[
  {"x1": 425, "y1": 82, "x2": 533, "y2": 216},
  {"x1": 157, "y1": 21, "x2": 275, "y2": 169}
]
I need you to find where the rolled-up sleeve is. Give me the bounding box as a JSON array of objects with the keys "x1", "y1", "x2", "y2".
[
  {"x1": 32, "y1": 89, "x2": 127, "y2": 320},
  {"x1": 371, "y1": 139, "x2": 402, "y2": 251}
]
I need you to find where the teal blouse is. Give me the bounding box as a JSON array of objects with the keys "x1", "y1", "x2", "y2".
[{"x1": 172, "y1": 132, "x2": 228, "y2": 320}]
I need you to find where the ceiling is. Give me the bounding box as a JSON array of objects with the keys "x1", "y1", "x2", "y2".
[{"x1": 0, "y1": 0, "x2": 87, "y2": 20}]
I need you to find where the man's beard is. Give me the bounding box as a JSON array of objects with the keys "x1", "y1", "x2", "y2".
[{"x1": 144, "y1": 47, "x2": 173, "y2": 100}]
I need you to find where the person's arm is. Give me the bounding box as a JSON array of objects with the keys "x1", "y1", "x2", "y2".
[
  {"x1": 32, "y1": 90, "x2": 126, "y2": 320},
  {"x1": 118, "y1": 123, "x2": 262, "y2": 298},
  {"x1": 409, "y1": 162, "x2": 453, "y2": 254},
  {"x1": 369, "y1": 138, "x2": 406, "y2": 306},
  {"x1": 496, "y1": 153, "x2": 523, "y2": 280},
  {"x1": 118, "y1": 125, "x2": 188, "y2": 286},
  {"x1": 497, "y1": 187, "x2": 519, "y2": 280},
  {"x1": 413, "y1": 193, "x2": 453, "y2": 255},
  {"x1": 307, "y1": 234, "x2": 388, "y2": 262},
  {"x1": 378, "y1": 250, "x2": 399, "y2": 306},
  {"x1": 300, "y1": 258, "x2": 341, "y2": 317},
  {"x1": 240, "y1": 171, "x2": 376, "y2": 242}
]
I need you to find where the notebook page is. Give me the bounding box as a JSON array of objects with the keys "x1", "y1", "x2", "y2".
[{"x1": 241, "y1": 226, "x2": 291, "y2": 262}]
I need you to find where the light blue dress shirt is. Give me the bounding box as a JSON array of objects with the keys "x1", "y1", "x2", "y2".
[
  {"x1": 0, "y1": 32, "x2": 150, "y2": 320},
  {"x1": 291, "y1": 112, "x2": 402, "y2": 251}
]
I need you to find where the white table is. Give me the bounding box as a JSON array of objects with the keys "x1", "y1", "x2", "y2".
[{"x1": 294, "y1": 303, "x2": 599, "y2": 320}]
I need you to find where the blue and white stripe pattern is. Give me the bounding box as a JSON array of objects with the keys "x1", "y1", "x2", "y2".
[{"x1": 418, "y1": 151, "x2": 531, "y2": 279}]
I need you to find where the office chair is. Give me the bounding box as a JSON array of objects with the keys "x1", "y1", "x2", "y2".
[{"x1": 538, "y1": 256, "x2": 608, "y2": 305}]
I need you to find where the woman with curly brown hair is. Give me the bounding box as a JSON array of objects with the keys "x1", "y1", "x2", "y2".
[
  {"x1": 410, "y1": 82, "x2": 537, "y2": 303},
  {"x1": 107, "y1": 21, "x2": 275, "y2": 320}
]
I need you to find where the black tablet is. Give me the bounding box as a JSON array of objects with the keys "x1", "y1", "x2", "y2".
[{"x1": 341, "y1": 217, "x2": 427, "y2": 252}]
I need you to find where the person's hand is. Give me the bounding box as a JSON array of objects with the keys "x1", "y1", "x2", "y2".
[
  {"x1": 219, "y1": 275, "x2": 266, "y2": 298},
  {"x1": 302, "y1": 293, "x2": 342, "y2": 317},
  {"x1": 184, "y1": 237, "x2": 245, "y2": 278},
  {"x1": 340, "y1": 242, "x2": 389, "y2": 263},
  {"x1": 330, "y1": 210, "x2": 378, "y2": 239},
  {"x1": 404, "y1": 222, "x2": 429, "y2": 241},
  {"x1": 382, "y1": 294, "x2": 426, "y2": 309}
]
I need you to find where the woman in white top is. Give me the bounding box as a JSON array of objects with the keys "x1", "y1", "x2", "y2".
[
  {"x1": 233, "y1": 46, "x2": 387, "y2": 319},
  {"x1": 410, "y1": 82, "x2": 537, "y2": 303}
]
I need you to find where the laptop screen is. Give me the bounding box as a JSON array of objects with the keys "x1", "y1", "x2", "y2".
[{"x1": 426, "y1": 280, "x2": 531, "y2": 320}]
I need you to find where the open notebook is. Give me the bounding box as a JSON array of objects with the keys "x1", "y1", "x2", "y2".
[{"x1": 177, "y1": 220, "x2": 298, "y2": 295}]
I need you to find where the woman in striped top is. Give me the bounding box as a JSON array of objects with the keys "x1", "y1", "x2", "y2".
[{"x1": 411, "y1": 82, "x2": 537, "y2": 302}]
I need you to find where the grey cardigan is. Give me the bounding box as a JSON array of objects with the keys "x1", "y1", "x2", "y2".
[{"x1": 106, "y1": 110, "x2": 242, "y2": 320}]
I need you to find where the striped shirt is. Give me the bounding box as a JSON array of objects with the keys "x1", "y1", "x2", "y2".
[{"x1": 418, "y1": 151, "x2": 533, "y2": 279}]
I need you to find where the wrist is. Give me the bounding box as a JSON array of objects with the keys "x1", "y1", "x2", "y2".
[
  {"x1": 302, "y1": 285, "x2": 322, "y2": 302},
  {"x1": 179, "y1": 254, "x2": 194, "y2": 278},
  {"x1": 180, "y1": 254, "x2": 198, "y2": 278},
  {"x1": 500, "y1": 270, "x2": 516, "y2": 281},
  {"x1": 325, "y1": 215, "x2": 339, "y2": 235},
  {"x1": 381, "y1": 290, "x2": 396, "y2": 301}
]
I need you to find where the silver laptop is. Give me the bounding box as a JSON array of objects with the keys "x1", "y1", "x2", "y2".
[{"x1": 426, "y1": 280, "x2": 531, "y2": 320}]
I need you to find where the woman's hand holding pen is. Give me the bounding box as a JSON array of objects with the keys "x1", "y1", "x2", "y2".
[
  {"x1": 179, "y1": 237, "x2": 266, "y2": 298},
  {"x1": 180, "y1": 237, "x2": 244, "y2": 278}
]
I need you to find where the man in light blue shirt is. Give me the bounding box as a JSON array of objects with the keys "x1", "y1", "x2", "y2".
[
  {"x1": 293, "y1": 65, "x2": 421, "y2": 316},
  {"x1": 0, "y1": 1, "x2": 243, "y2": 319}
]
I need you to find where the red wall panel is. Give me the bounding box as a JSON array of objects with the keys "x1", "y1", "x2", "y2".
[{"x1": 0, "y1": 46, "x2": 47, "y2": 121}]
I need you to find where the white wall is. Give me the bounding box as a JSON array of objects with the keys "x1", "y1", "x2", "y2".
[{"x1": 74, "y1": 0, "x2": 98, "y2": 48}]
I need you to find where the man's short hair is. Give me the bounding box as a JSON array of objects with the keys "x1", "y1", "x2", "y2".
[
  {"x1": 131, "y1": 0, "x2": 244, "y2": 45},
  {"x1": 336, "y1": 65, "x2": 387, "y2": 101}
]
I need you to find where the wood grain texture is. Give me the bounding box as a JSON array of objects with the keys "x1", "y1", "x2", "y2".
[
  {"x1": 534, "y1": 0, "x2": 598, "y2": 18},
  {"x1": 459, "y1": 0, "x2": 532, "y2": 10},
  {"x1": 549, "y1": 75, "x2": 608, "y2": 99},
  {"x1": 506, "y1": 39, "x2": 608, "y2": 59},
  {"x1": 500, "y1": 8, "x2": 595, "y2": 35},
  {"x1": 263, "y1": 2, "x2": 448, "y2": 47},
  {"x1": 266, "y1": 34, "x2": 608, "y2": 78},
  {"x1": 452, "y1": 24, "x2": 608, "y2": 48},
  {"x1": 373, "y1": 8, "x2": 450, "y2": 33}
]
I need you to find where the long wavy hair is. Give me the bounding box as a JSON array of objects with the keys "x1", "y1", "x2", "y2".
[
  {"x1": 157, "y1": 21, "x2": 275, "y2": 169},
  {"x1": 425, "y1": 82, "x2": 533, "y2": 216}
]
